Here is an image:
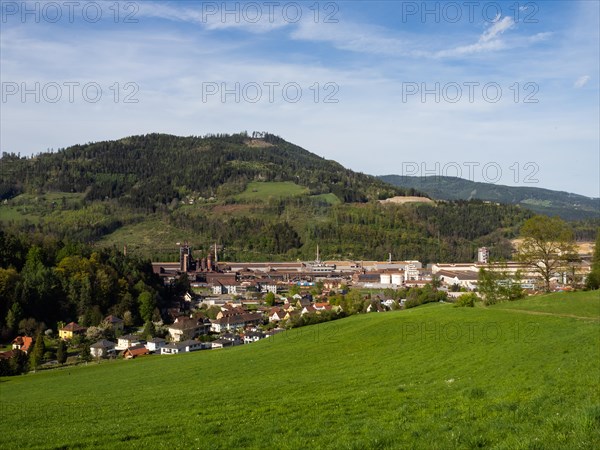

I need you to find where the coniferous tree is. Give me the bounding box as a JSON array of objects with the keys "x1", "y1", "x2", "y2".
[
  {"x1": 56, "y1": 339, "x2": 67, "y2": 364},
  {"x1": 29, "y1": 332, "x2": 46, "y2": 370}
]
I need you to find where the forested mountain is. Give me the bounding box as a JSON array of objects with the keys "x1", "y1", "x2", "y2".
[
  {"x1": 379, "y1": 175, "x2": 599, "y2": 221},
  {"x1": 1, "y1": 133, "x2": 408, "y2": 208},
  {"x1": 0, "y1": 133, "x2": 548, "y2": 263}
]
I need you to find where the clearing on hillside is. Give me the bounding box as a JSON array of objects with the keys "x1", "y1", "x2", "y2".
[{"x1": 235, "y1": 181, "x2": 309, "y2": 201}]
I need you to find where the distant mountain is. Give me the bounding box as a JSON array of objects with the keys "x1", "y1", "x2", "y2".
[
  {"x1": 379, "y1": 175, "x2": 599, "y2": 221},
  {"x1": 0, "y1": 133, "x2": 534, "y2": 262}
]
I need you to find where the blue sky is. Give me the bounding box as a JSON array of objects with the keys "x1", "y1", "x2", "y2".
[{"x1": 1, "y1": 1, "x2": 598, "y2": 197}]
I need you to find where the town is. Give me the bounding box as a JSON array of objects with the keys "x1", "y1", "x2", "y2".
[{"x1": 2, "y1": 242, "x2": 592, "y2": 370}]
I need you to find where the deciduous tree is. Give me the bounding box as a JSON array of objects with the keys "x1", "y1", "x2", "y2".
[{"x1": 517, "y1": 216, "x2": 576, "y2": 292}]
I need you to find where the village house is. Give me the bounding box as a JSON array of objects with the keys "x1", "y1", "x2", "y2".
[
  {"x1": 90, "y1": 340, "x2": 116, "y2": 358},
  {"x1": 59, "y1": 322, "x2": 86, "y2": 340},
  {"x1": 284, "y1": 310, "x2": 300, "y2": 321},
  {"x1": 211, "y1": 339, "x2": 234, "y2": 349},
  {"x1": 103, "y1": 315, "x2": 124, "y2": 332},
  {"x1": 210, "y1": 311, "x2": 263, "y2": 333},
  {"x1": 11, "y1": 336, "x2": 33, "y2": 354},
  {"x1": 301, "y1": 305, "x2": 318, "y2": 316},
  {"x1": 168, "y1": 316, "x2": 209, "y2": 342},
  {"x1": 244, "y1": 331, "x2": 265, "y2": 344},
  {"x1": 116, "y1": 334, "x2": 143, "y2": 350},
  {"x1": 221, "y1": 333, "x2": 243, "y2": 346},
  {"x1": 282, "y1": 302, "x2": 296, "y2": 312},
  {"x1": 161, "y1": 340, "x2": 205, "y2": 355},
  {"x1": 268, "y1": 308, "x2": 286, "y2": 322},
  {"x1": 123, "y1": 344, "x2": 149, "y2": 359},
  {"x1": 145, "y1": 338, "x2": 167, "y2": 353}
]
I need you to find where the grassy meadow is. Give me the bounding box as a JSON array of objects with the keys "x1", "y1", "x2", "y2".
[
  {"x1": 235, "y1": 181, "x2": 309, "y2": 201},
  {"x1": 1, "y1": 292, "x2": 599, "y2": 449}
]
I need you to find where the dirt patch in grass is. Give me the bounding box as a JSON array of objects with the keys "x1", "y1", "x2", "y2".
[{"x1": 379, "y1": 196, "x2": 435, "y2": 205}]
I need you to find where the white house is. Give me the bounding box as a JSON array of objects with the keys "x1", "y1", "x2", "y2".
[
  {"x1": 90, "y1": 340, "x2": 116, "y2": 358},
  {"x1": 244, "y1": 331, "x2": 264, "y2": 344},
  {"x1": 145, "y1": 338, "x2": 166, "y2": 353},
  {"x1": 160, "y1": 340, "x2": 204, "y2": 355},
  {"x1": 116, "y1": 335, "x2": 142, "y2": 351}
]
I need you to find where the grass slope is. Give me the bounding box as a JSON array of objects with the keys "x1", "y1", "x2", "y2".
[
  {"x1": 235, "y1": 181, "x2": 309, "y2": 201},
  {"x1": 1, "y1": 293, "x2": 599, "y2": 449}
]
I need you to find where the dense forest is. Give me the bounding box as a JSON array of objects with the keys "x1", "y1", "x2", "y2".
[{"x1": 0, "y1": 229, "x2": 175, "y2": 340}]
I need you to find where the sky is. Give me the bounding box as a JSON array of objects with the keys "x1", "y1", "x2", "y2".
[{"x1": 1, "y1": 0, "x2": 599, "y2": 197}]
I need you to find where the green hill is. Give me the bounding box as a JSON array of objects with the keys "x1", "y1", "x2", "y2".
[
  {"x1": 379, "y1": 175, "x2": 599, "y2": 221},
  {"x1": 1, "y1": 292, "x2": 598, "y2": 449},
  {"x1": 0, "y1": 134, "x2": 534, "y2": 262}
]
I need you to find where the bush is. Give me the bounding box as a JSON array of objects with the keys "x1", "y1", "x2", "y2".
[{"x1": 454, "y1": 293, "x2": 477, "y2": 308}]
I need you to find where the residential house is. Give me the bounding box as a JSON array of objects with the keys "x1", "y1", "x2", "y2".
[
  {"x1": 301, "y1": 305, "x2": 318, "y2": 316},
  {"x1": 268, "y1": 308, "x2": 286, "y2": 322},
  {"x1": 116, "y1": 334, "x2": 142, "y2": 350},
  {"x1": 168, "y1": 316, "x2": 209, "y2": 342},
  {"x1": 211, "y1": 339, "x2": 234, "y2": 349},
  {"x1": 282, "y1": 303, "x2": 295, "y2": 312},
  {"x1": 210, "y1": 312, "x2": 263, "y2": 333},
  {"x1": 122, "y1": 344, "x2": 149, "y2": 359},
  {"x1": 103, "y1": 315, "x2": 124, "y2": 332},
  {"x1": 221, "y1": 333, "x2": 243, "y2": 346},
  {"x1": 244, "y1": 331, "x2": 265, "y2": 344},
  {"x1": 284, "y1": 310, "x2": 300, "y2": 321},
  {"x1": 145, "y1": 338, "x2": 167, "y2": 353},
  {"x1": 90, "y1": 340, "x2": 116, "y2": 358},
  {"x1": 59, "y1": 322, "x2": 86, "y2": 340},
  {"x1": 11, "y1": 336, "x2": 33, "y2": 354},
  {"x1": 295, "y1": 296, "x2": 312, "y2": 309},
  {"x1": 161, "y1": 340, "x2": 205, "y2": 355}
]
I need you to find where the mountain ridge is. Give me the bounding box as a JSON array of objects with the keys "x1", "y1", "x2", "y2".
[{"x1": 379, "y1": 175, "x2": 599, "y2": 221}]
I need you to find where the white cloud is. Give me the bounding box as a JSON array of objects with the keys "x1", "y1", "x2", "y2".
[
  {"x1": 435, "y1": 16, "x2": 515, "y2": 58},
  {"x1": 480, "y1": 16, "x2": 515, "y2": 43},
  {"x1": 574, "y1": 75, "x2": 591, "y2": 88},
  {"x1": 139, "y1": 1, "x2": 290, "y2": 33}
]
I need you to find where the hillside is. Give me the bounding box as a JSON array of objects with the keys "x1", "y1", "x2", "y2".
[
  {"x1": 0, "y1": 134, "x2": 533, "y2": 262},
  {"x1": 1, "y1": 292, "x2": 598, "y2": 449},
  {"x1": 1, "y1": 133, "x2": 407, "y2": 207},
  {"x1": 379, "y1": 175, "x2": 599, "y2": 221}
]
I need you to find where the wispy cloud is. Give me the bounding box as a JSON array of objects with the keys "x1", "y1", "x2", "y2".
[
  {"x1": 138, "y1": 1, "x2": 290, "y2": 33},
  {"x1": 435, "y1": 15, "x2": 516, "y2": 57},
  {"x1": 574, "y1": 75, "x2": 591, "y2": 88}
]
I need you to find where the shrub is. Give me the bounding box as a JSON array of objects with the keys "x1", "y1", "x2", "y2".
[{"x1": 454, "y1": 293, "x2": 477, "y2": 308}]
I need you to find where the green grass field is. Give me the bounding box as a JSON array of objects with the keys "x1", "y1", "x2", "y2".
[
  {"x1": 1, "y1": 293, "x2": 599, "y2": 449},
  {"x1": 235, "y1": 181, "x2": 309, "y2": 201},
  {"x1": 492, "y1": 291, "x2": 600, "y2": 319}
]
